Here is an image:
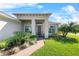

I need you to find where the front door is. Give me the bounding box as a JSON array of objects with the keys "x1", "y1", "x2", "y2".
[{"x1": 37, "y1": 25, "x2": 42, "y2": 36}]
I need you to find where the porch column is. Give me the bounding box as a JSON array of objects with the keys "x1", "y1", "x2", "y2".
[
  {"x1": 45, "y1": 18, "x2": 49, "y2": 38},
  {"x1": 31, "y1": 19, "x2": 36, "y2": 35},
  {"x1": 55, "y1": 26, "x2": 57, "y2": 33}
]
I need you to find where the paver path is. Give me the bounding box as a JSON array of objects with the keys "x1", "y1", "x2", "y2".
[{"x1": 12, "y1": 40, "x2": 44, "y2": 56}]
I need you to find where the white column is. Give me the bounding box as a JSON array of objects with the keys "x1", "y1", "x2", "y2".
[
  {"x1": 55, "y1": 25, "x2": 57, "y2": 33},
  {"x1": 44, "y1": 18, "x2": 49, "y2": 38},
  {"x1": 31, "y1": 19, "x2": 36, "y2": 35}
]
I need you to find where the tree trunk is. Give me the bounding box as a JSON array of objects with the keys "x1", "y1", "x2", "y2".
[{"x1": 62, "y1": 32, "x2": 68, "y2": 37}]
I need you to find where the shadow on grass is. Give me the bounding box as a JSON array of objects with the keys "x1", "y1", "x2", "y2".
[{"x1": 49, "y1": 35, "x2": 78, "y2": 44}]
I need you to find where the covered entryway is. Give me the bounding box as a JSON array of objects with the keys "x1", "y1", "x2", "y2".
[
  {"x1": 13, "y1": 13, "x2": 51, "y2": 38},
  {"x1": 36, "y1": 20, "x2": 44, "y2": 37}
]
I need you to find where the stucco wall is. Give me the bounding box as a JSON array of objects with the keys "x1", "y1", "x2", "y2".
[{"x1": 0, "y1": 15, "x2": 21, "y2": 40}]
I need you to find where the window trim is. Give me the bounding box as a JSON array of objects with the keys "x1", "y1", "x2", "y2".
[{"x1": 24, "y1": 25, "x2": 31, "y2": 32}]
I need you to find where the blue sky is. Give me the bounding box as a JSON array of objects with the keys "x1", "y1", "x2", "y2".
[{"x1": 0, "y1": 3, "x2": 79, "y2": 23}]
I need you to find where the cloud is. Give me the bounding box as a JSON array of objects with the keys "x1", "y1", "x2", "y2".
[
  {"x1": 50, "y1": 14, "x2": 62, "y2": 23},
  {"x1": 62, "y1": 5, "x2": 77, "y2": 13},
  {"x1": 0, "y1": 3, "x2": 43, "y2": 10},
  {"x1": 0, "y1": 4, "x2": 18, "y2": 9},
  {"x1": 55, "y1": 16, "x2": 62, "y2": 23},
  {"x1": 50, "y1": 5, "x2": 79, "y2": 24},
  {"x1": 62, "y1": 19, "x2": 69, "y2": 24},
  {"x1": 37, "y1": 5, "x2": 43, "y2": 8},
  {"x1": 25, "y1": 3, "x2": 38, "y2": 7},
  {"x1": 62, "y1": 5, "x2": 79, "y2": 23}
]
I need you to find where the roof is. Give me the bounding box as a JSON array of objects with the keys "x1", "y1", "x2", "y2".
[
  {"x1": 0, "y1": 11, "x2": 20, "y2": 22},
  {"x1": 49, "y1": 22, "x2": 61, "y2": 26},
  {"x1": 0, "y1": 11, "x2": 16, "y2": 19},
  {"x1": 13, "y1": 13, "x2": 52, "y2": 17},
  {"x1": 13, "y1": 13, "x2": 52, "y2": 15}
]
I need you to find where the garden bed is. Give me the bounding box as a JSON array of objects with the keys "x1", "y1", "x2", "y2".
[{"x1": 0, "y1": 31, "x2": 37, "y2": 56}]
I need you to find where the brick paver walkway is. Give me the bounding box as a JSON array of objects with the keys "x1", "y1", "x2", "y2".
[{"x1": 12, "y1": 40, "x2": 44, "y2": 56}]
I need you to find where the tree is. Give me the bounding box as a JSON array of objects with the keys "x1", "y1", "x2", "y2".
[{"x1": 58, "y1": 22, "x2": 79, "y2": 37}]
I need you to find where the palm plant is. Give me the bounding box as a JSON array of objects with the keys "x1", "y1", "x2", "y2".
[{"x1": 58, "y1": 22, "x2": 79, "y2": 37}]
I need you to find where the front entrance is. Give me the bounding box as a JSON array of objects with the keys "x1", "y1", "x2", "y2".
[
  {"x1": 37, "y1": 25, "x2": 41, "y2": 36},
  {"x1": 36, "y1": 25, "x2": 43, "y2": 37}
]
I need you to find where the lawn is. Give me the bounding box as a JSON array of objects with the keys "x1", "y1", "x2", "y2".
[{"x1": 32, "y1": 33, "x2": 79, "y2": 56}]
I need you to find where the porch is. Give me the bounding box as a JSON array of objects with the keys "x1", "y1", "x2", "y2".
[
  {"x1": 20, "y1": 19, "x2": 47, "y2": 38},
  {"x1": 13, "y1": 13, "x2": 51, "y2": 38}
]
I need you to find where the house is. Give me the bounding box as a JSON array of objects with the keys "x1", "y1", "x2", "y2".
[
  {"x1": 49, "y1": 22, "x2": 61, "y2": 36},
  {"x1": 0, "y1": 12, "x2": 21, "y2": 40},
  {"x1": 0, "y1": 12, "x2": 60, "y2": 40}
]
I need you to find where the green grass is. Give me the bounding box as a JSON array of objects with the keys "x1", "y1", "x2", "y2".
[{"x1": 32, "y1": 33, "x2": 79, "y2": 56}]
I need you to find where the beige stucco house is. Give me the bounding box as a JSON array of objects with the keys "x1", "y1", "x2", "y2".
[{"x1": 0, "y1": 12, "x2": 59, "y2": 40}]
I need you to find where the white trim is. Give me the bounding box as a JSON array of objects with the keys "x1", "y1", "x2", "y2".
[
  {"x1": 36, "y1": 24, "x2": 43, "y2": 36},
  {"x1": 36, "y1": 24, "x2": 42, "y2": 25},
  {"x1": 0, "y1": 11, "x2": 20, "y2": 23},
  {"x1": 24, "y1": 23, "x2": 31, "y2": 32},
  {"x1": 0, "y1": 11, "x2": 16, "y2": 19}
]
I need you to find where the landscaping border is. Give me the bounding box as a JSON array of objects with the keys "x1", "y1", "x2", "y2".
[{"x1": 11, "y1": 40, "x2": 44, "y2": 56}]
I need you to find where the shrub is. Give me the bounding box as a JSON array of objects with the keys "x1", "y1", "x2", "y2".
[
  {"x1": 0, "y1": 39, "x2": 8, "y2": 50},
  {"x1": 13, "y1": 31, "x2": 31, "y2": 45},
  {"x1": 0, "y1": 42, "x2": 6, "y2": 50},
  {"x1": 23, "y1": 32, "x2": 31, "y2": 43},
  {"x1": 0, "y1": 31, "x2": 32, "y2": 51},
  {"x1": 19, "y1": 32, "x2": 32, "y2": 49},
  {"x1": 6, "y1": 37, "x2": 17, "y2": 49},
  {"x1": 30, "y1": 35, "x2": 37, "y2": 45},
  {"x1": 58, "y1": 22, "x2": 79, "y2": 37},
  {"x1": 30, "y1": 35, "x2": 37, "y2": 41},
  {"x1": 14, "y1": 32, "x2": 25, "y2": 45},
  {"x1": 13, "y1": 31, "x2": 22, "y2": 45}
]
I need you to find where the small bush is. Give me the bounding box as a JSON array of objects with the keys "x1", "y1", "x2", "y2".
[
  {"x1": 0, "y1": 42, "x2": 6, "y2": 50},
  {"x1": 23, "y1": 32, "x2": 31, "y2": 42},
  {"x1": 30, "y1": 35, "x2": 37, "y2": 45},
  {"x1": 0, "y1": 39, "x2": 8, "y2": 50},
  {"x1": 19, "y1": 43, "x2": 29, "y2": 50},
  {"x1": 14, "y1": 31, "x2": 31, "y2": 45},
  {"x1": 13, "y1": 31, "x2": 23, "y2": 45},
  {"x1": 6, "y1": 37, "x2": 17, "y2": 49},
  {"x1": 30, "y1": 35, "x2": 37, "y2": 41}
]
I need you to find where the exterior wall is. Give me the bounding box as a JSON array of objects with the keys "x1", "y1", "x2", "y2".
[
  {"x1": 0, "y1": 16, "x2": 21, "y2": 40},
  {"x1": 21, "y1": 21, "x2": 24, "y2": 32},
  {"x1": 48, "y1": 25, "x2": 57, "y2": 36}
]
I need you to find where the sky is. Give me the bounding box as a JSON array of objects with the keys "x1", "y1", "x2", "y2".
[{"x1": 0, "y1": 3, "x2": 79, "y2": 24}]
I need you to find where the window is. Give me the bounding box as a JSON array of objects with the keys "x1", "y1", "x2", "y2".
[
  {"x1": 49, "y1": 26, "x2": 55, "y2": 33},
  {"x1": 25, "y1": 26, "x2": 31, "y2": 32}
]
